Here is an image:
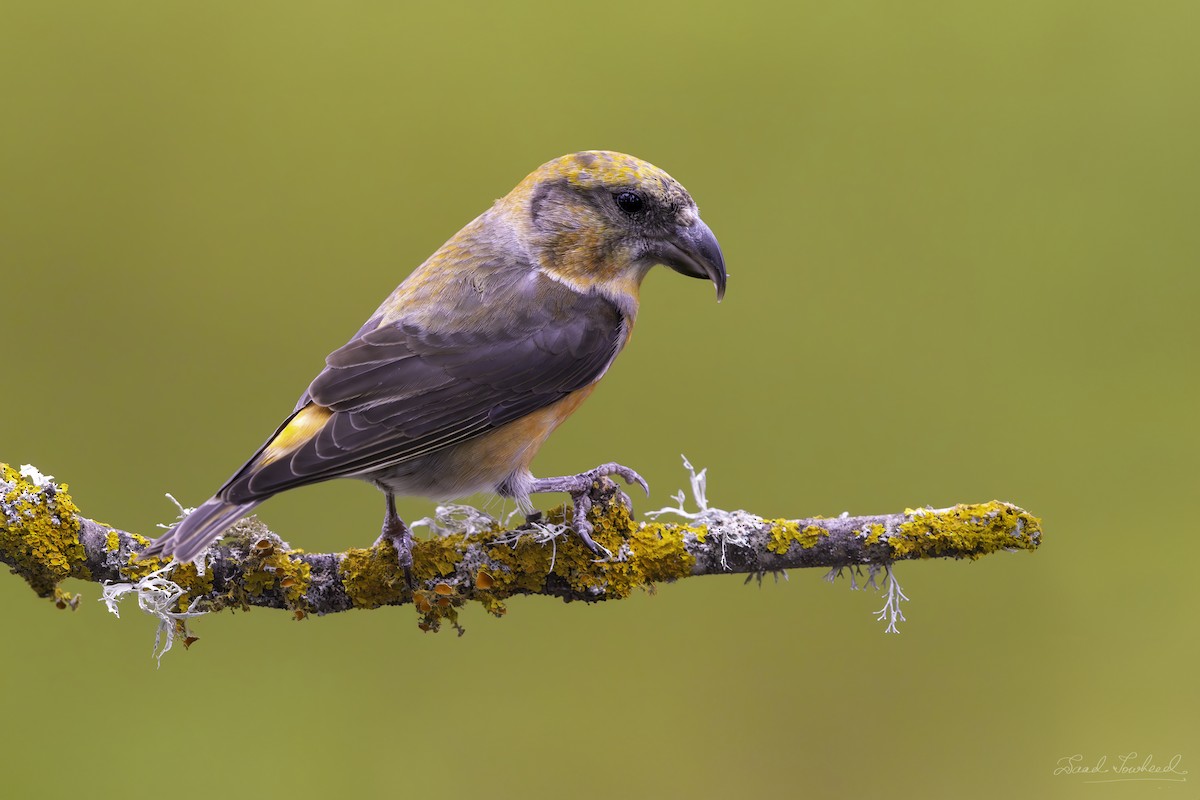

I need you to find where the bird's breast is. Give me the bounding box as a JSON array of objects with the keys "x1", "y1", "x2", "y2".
[{"x1": 368, "y1": 385, "x2": 597, "y2": 501}]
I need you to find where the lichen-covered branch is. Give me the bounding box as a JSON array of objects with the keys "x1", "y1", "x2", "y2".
[{"x1": 2, "y1": 462, "x2": 1042, "y2": 633}]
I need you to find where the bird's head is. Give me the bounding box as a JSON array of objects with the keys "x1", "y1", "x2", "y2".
[{"x1": 504, "y1": 151, "x2": 726, "y2": 308}]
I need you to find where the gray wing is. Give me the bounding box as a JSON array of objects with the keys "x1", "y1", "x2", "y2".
[{"x1": 217, "y1": 280, "x2": 624, "y2": 504}]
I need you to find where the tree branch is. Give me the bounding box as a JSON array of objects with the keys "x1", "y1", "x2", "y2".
[{"x1": 2, "y1": 462, "x2": 1042, "y2": 633}]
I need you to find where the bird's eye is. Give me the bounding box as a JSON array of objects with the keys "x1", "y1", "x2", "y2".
[{"x1": 614, "y1": 191, "x2": 644, "y2": 214}]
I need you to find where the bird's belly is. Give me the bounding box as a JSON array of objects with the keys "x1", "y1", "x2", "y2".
[
  {"x1": 366, "y1": 448, "x2": 501, "y2": 501},
  {"x1": 366, "y1": 386, "x2": 596, "y2": 501}
]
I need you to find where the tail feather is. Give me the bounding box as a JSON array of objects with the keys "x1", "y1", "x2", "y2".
[{"x1": 142, "y1": 496, "x2": 260, "y2": 563}]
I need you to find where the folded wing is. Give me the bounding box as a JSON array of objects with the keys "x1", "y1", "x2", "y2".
[{"x1": 217, "y1": 280, "x2": 625, "y2": 504}]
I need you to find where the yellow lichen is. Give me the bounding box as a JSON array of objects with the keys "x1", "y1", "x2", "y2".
[
  {"x1": 476, "y1": 592, "x2": 507, "y2": 617},
  {"x1": 53, "y1": 586, "x2": 81, "y2": 610},
  {"x1": 766, "y1": 520, "x2": 827, "y2": 554},
  {"x1": 339, "y1": 543, "x2": 409, "y2": 609},
  {"x1": 891, "y1": 502, "x2": 1042, "y2": 559},
  {"x1": 0, "y1": 463, "x2": 91, "y2": 597},
  {"x1": 863, "y1": 523, "x2": 886, "y2": 545},
  {"x1": 124, "y1": 551, "x2": 169, "y2": 581},
  {"x1": 627, "y1": 522, "x2": 700, "y2": 582},
  {"x1": 479, "y1": 503, "x2": 697, "y2": 602},
  {"x1": 105, "y1": 530, "x2": 120, "y2": 552},
  {"x1": 412, "y1": 534, "x2": 468, "y2": 582},
  {"x1": 344, "y1": 500, "x2": 700, "y2": 627},
  {"x1": 800, "y1": 525, "x2": 827, "y2": 548},
  {"x1": 120, "y1": 549, "x2": 216, "y2": 611},
  {"x1": 241, "y1": 550, "x2": 311, "y2": 608},
  {"x1": 170, "y1": 561, "x2": 216, "y2": 611}
]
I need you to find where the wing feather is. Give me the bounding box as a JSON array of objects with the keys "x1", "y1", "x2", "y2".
[{"x1": 219, "y1": 275, "x2": 624, "y2": 504}]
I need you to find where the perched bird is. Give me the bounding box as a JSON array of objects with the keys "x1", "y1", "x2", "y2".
[{"x1": 144, "y1": 151, "x2": 726, "y2": 570}]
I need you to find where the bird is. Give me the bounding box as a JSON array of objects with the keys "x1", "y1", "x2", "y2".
[{"x1": 142, "y1": 150, "x2": 726, "y2": 573}]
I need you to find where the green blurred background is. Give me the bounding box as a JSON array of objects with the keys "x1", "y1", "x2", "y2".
[{"x1": 2, "y1": 1, "x2": 1196, "y2": 797}]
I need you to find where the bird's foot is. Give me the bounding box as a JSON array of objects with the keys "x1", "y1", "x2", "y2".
[
  {"x1": 528, "y1": 462, "x2": 649, "y2": 556},
  {"x1": 374, "y1": 503, "x2": 414, "y2": 590}
]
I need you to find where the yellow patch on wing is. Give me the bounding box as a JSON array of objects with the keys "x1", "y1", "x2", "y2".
[{"x1": 259, "y1": 405, "x2": 333, "y2": 466}]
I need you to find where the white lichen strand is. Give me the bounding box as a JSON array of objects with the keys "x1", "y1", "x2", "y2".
[
  {"x1": 875, "y1": 567, "x2": 910, "y2": 634},
  {"x1": 410, "y1": 504, "x2": 499, "y2": 537},
  {"x1": 491, "y1": 519, "x2": 573, "y2": 571},
  {"x1": 99, "y1": 565, "x2": 207, "y2": 666},
  {"x1": 19, "y1": 464, "x2": 55, "y2": 489},
  {"x1": 743, "y1": 570, "x2": 789, "y2": 587},
  {"x1": 865, "y1": 563, "x2": 882, "y2": 590},
  {"x1": 650, "y1": 458, "x2": 913, "y2": 634},
  {"x1": 644, "y1": 455, "x2": 763, "y2": 571},
  {"x1": 157, "y1": 493, "x2": 197, "y2": 530},
  {"x1": 154, "y1": 494, "x2": 210, "y2": 576},
  {"x1": 823, "y1": 565, "x2": 867, "y2": 591}
]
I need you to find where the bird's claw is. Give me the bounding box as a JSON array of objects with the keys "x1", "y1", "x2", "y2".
[
  {"x1": 566, "y1": 499, "x2": 613, "y2": 561},
  {"x1": 374, "y1": 512, "x2": 415, "y2": 591},
  {"x1": 585, "y1": 462, "x2": 650, "y2": 498},
  {"x1": 572, "y1": 463, "x2": 647, "y2": 556},
  {"x1": 526, "y1": 462, "x2": 648, "y2": 558},
  {"x1": 614, "y1": 487, "x2": 633, "y2": 513}
]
